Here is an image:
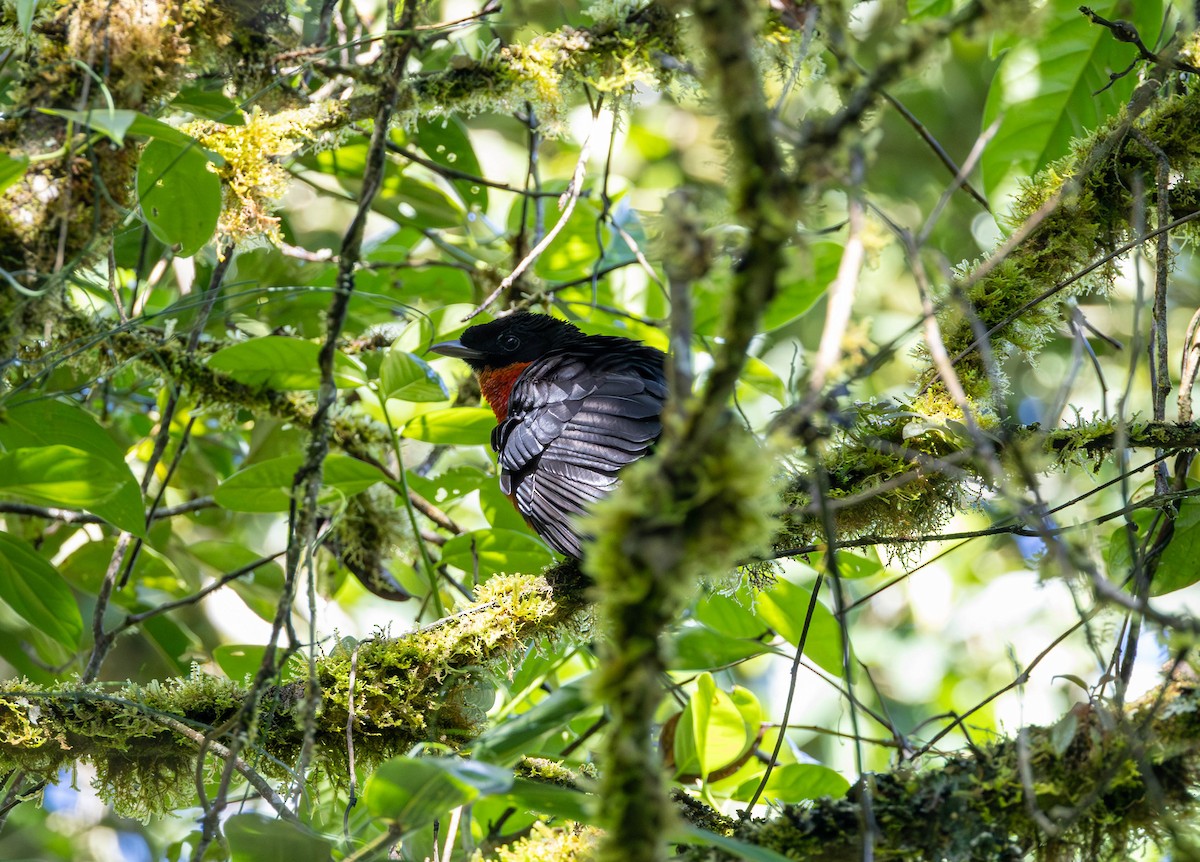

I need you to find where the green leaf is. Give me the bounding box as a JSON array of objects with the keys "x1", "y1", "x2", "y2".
[
  {"x1": 440, "y1": 529, "x2": 556, "y2": 577},
  {"x1": 0, "y1": 153, "x2": 27, "y2": 194},
  {"x1": 16, "y1": 0, "x2": 38, "y2": 40},
  {"x1": 678, "y1": 826, "x2": 795, "y2": 862},
  {"x1": 674, "y1": 673, "x2": 759, "y2": 780},
  {"x1": 416, "y1": 116, "x2": 488, "y2": 210},
  {"x1": 170, "y1": 86, "x2": 245, "y2": 125},
  {"x1": 755, "y1": 578, "x2": 846, "y2": 677},
  {"x1": 39, "y1": 108, "x2": 225, "y2": 163},
  {"x1": 534, "y1": 201, "x2": 605, "y2": 280},
  {"x1": 1049, "y1": 710, "x2": 1079, "y2": 756},
  {"x1": 403, "y1": 407, "x2": 495, "y2": 446},
  {"x1": 0, "y1": 399, "x2": 146, "y2": 536},
  {"x1": 380, "y1": 349, "x2": 449, "y2": 402},
  {"x1": 500, "y1": 777, "x2": 597, "y2": 823},
  {"x1": 981, "y1": 0, "x2": 1163, "y2": 203},
  {"x1": 377, "y1": 173, "x2": 465, "y2": 228},
  {"x1": 60, "y1": 539, "x2": 182, "y2": 599},
  {"x1": 365, "y1": 757, "x2": 513, "y2": 831},
  {"x1": 738, "y1": 356, "x2": 786, "y2": 404},
  {"x1": 0, "y1": 532, "x2": 83, "y2": 649},
  {"x1": 907, "y1": 0, "x2": 951, "y2": 17},
  {"x1": 137, "y1": 139, "x2": 222, "y2": 258},
  {"x1": 208, "y1": 337, "x2": 368, "y2": 390},
  {"x1": 760, "y1": 240, "x2": 838, "y2": 331},
  {"x1": 0, "y1": 445, "x2": 122, "y2": 509},
  {"x1": 225, "y1": 813, "x2": 332, "y2": 862},
  {"x1": 473, "y1": 681, "x2": 590, "y2": 765},
  {"x1": 822, "y1": 549, "x2": 882, "y2": 579},
  {"x1": 694, "y1": 591, "x2": 767, "y2": 640},
  {"x1": 189, "y1": 541, "x2": 285, "y2": 621},
  {"x1": 1104, "y1": 499, "x2": 1200, "y2": 596},
  {"x1": 735, "y1": 763, "x2": 850, "y2": 804},
  {"x1": 214, "y1": 454, "x2": 387, "y2": 512},
  {"x1": 213, "y1": 644, "x2": 301, "y2": 683},
  {"x1": 669, "y1": 622, "x2": 771, "y2": 671}
]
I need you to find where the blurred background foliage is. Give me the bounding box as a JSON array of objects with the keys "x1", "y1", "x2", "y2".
[{"x1": 1, "y1": 0, "x2": 1200, "y2": 859}]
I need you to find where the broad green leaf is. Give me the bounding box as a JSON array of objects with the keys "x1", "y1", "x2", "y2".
[
  {"x1": 403, "y1": 407, "x2": 495, "y2": 446},
  {"x1": 378, "y1": 173, "x2": 465, "y2": 228},
  {"x1": 674, "y1": 673, "x2": 758, "y2": 780},
  {"x1": 440, "y1": 529, "x2": 556, "y2": 577},
  {"x1": 141, "y1": 614, "x2": 197, "y2": 674},
  {"x1": 16, "y1": 0, "x2": 38, "y2": 40},
  {"x1": 907, "y1": 0, "x2": 951, "y2": 17},
  {"x1": 60, "y1": 539, "x2": 182, "y2": 599},
  {"x1": 694, "y1": 591, "x2": 767, "y2": 640},
  {"x1": 1105, "y1": 499, "x2": 1200, "y2": 596},
  {"x1": 38, "y1": 108, "x2": 224, "y2": 163},
  {"x1": 208, "y1": 337, "x2": 368, "y2": 390},
  {"x1": 500, "y1": 777, "x2": 597, "y2": 823},
  {"x1": 669, "y1": 621, "x2": 771, "y2": 671},
  {"x1": 755, "y1": 578, "x2": 846, "y2": 677},
  {"x1": 365, "y1": 757, "x2": 512, "y2": 831},
  {"x1": 391, "y1": 316, "x2": 436, "y2": 354},
  {"x1": 226, "y1": 813, "x2": 332, "y2": 862},
  {"x1": 0, "y1": 399, "x2": 145, "y2": 536},
  {"x1": 170, "y1": 87, "x2": 245, "y2": 125},
  {"x1": 981, "y1": 0, "x2": 1163, "y2": 204},
  {"x1": 136, "y1": 139, "x2": 221, "y2": 258},
  {"x1": 735, "y1": 763, "x2": 850, "y2": 804},
  {"x1": 381, "y1": 349, "x2": 449, "y2": 402},
  {"x1": 534, "y1": 202, "x2": 605, "y2": 280},
  {"x1": 678, "y1": 826, "x2": 795, "y2": 862},
  {"x1": 739, "y1": 356, "x2": 786, "y2": 404},
  {"x1": 0, "y1": 153, "x2": 27, "y2": 194},
  {"x1": 214, "y1": 454, "x2": 387, "y2": 512},
  {"x1": 189, "y1": 541, "x2": 285, "y2": 621},
  {"x1": 0, "y1": 445, "x2": 122, "y2": 509},
  {"x1": 0, "y1": 532, "x2": 83, "y2": 649},
  {"x1": 406, "y1": 464, "x2": 491, "y2": 506},
  {"x1": 760, "y1": 240, "x2": 838, "y2": 331},
  {"x1": 213, "y1": 644, "x2": 302, "y2": 683},
  {"x1": 821, "y1": 549, "x2": 882, "y2": 579},
  {"x1": 416, "y1": 116, "x2": 488, "y2": 210},
  {"x1": 473, "y1": 681, "x2": 590, "y2": 765}
]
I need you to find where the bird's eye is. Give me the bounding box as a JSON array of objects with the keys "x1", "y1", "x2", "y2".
[{"x1": 499, "y1": 333, "x2": 520, "y2": 351}]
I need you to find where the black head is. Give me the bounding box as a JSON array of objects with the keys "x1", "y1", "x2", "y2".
[{"x1": 428, "y1": 312, "x2": 584, "y2": 371}]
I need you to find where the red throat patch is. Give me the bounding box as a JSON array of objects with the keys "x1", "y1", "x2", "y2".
[{"x1": 477, "y1": 362, "x2": 532, "y2": 423}]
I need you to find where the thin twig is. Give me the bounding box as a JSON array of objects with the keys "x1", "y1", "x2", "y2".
[{"x1": 465, "y1": 103, "x2": 601, "y2": 320}]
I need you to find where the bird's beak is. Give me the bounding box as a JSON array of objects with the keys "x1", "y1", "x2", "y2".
[{"x1": 428, "y1": 339, "x2": 484, "y2": 361}]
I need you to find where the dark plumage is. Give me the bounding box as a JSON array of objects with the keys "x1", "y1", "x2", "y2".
[{"x1": 429, "y1": 312, "x2": 667, "y2": 557}]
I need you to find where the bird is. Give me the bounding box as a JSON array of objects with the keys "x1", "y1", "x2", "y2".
[{"x1": 429, "y1": 312, "x2": 668, "y2": 558}]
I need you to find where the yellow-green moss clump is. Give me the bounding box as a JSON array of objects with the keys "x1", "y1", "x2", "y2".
[
  {"x1": 486, "y1": 823, "x2": 600, "y2": 862},
  {"x1": 185, "y1": 104, "x2": 345, "y2": 245},
  {"x1": 402, "y1": 2, "x2": 681, "y2": 134}
]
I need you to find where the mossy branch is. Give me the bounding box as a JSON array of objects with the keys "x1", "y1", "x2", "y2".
[
  {"x1": 0, "y1": 566, "x2": 588, "y2": 819},
  {"x1": 924, "y1": 80, "x2": 1200, "y2": 406},
  {"x1": 675, "y1": 677, "x2": 1200, "y2": 862}
]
